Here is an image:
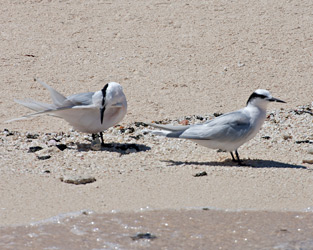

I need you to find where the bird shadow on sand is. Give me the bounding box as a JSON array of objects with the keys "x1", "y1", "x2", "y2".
[
  {"x1": 76, "y1": 142, "x2": 151, "y2": 155},
  {"x1": 163, "y1": 159, "x2": 308, "y2": 169}
]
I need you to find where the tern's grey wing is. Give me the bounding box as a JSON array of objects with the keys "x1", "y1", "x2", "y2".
[
  {"x1": 202, "y1": 110, "x2": 248, "y2": 127},
  {"x1": 147, "y1": 122, "x2": 190, "y2": 132},
  {"x1": 37, "y1": 79, "x2": 94, "y2": 107},
  {"x1": 65, "y1": 92, "x2": 95, "y2": 106},
  {"x1": 14, "y1": 92, "x2": 95, "y2": 113},
  {"x1": 169, "y1": 110, "x2": 252, "y2": 141},
  {"x1": 36, "y1": 79, "x2": 67, "y2": 106}
]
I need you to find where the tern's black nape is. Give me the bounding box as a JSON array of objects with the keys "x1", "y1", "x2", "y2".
[
  {"x1": 100, "y1": 83, "x2": 109, "y2": 124},
  {"x1": 246, "y1": 92, "x2": 267, "y2": 106},
  {"x1": 101, "y1": 83, "x2": 109, "y2": 106}
]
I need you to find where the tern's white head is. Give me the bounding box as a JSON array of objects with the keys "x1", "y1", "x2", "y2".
[
  {"x1": 246, "y1": 89, "x2": 286, "y2": 110},
  {"x1": 92, "y1": 82, "x2": 127, "y2": 124}
]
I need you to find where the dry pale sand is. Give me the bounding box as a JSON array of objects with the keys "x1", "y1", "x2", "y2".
[{"x1": 1, "y1": 0, "x2": 313, "y2": 248}]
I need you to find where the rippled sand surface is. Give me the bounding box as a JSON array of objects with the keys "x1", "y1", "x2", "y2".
[{"x1": 1, "y1": 209, "x2": 313, "y2": 250}]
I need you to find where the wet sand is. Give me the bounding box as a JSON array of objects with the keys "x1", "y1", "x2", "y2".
[{"x1": 1, "y1": 209, "x2": 313, "y2": 250}]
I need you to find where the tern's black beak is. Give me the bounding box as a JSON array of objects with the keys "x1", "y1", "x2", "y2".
[
  {"x1": 268, "y1": 97, "x2": 286, "y2": 103},
  {"x1": 100, "y1": 107, "x2": 105, "y2": 124}
]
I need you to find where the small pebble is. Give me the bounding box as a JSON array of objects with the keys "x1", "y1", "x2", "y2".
[
  {"x1": 213, "y1": 112, "x2": 223, "y2": 117},
  {"x1": 303, "y1": 157, "x2": 313, "y2": 164},
  {"x1": 131, "y1": 233, "x2": 157, "y2": 241},
  {"x1": 3, "y1": 129, "x2": 14, "y2": 136},
  {"x1": 60, "y1": 175, "x2": 96, "y2": 185},
  {"x1": 193, "y1": 171, "x2": 208, "y2": 177},
  {"x1": 134, "y1": 122, "x2": 148, "y2": 127},
  {"x1": 296, "y1": 140, "x2": 312, "y2": 144},
  {"x1": 262, "y1": 136, "x2": 271, "y2": 140},
  {"x1": 26, "y1": 133, "x2": 39, "y2": 139},
  {"x1": 307, "y1": 147, "x2": 313, "y2": 155},
  {"x1": 56, "y1": 144, "x2": 67, "y2": 151},
  {"x1": 127, "y1": 127, "x2": 135, "y2": 133},
  {"x1": 180, "y1": 120, "x2": 189, "y2": 125},
  {"x1": 48, "y1": 139, "x2": 57, "y2": 146},
  {"x1": 129, "y1": 135, "x2": 143, "y2": 140},
  {"x1": 238, "y1": 61, "x2": 245, "y2": 67},
  {"x1": 37, "y1": 155, "x2": 51, "y2": 160},
  {"x1": 283, "y1": 134, "x2": 292, "y2": 140},
  {"x1": 55, "y1": 136, "x2": 63, "y2": 141},
  {"x1": 196, "y1": 116, "x2": 204, "y2": 120},
  {"x1": 28, "y1": 146, "x2": 43, "y2": 153}
]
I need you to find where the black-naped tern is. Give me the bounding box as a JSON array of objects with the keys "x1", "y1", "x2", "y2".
[
  {"x1": 8, "y1": 79, "x2": 127, "y2": 145},
  {"x1": 147, "y1": 89, "x2": 286, "y2": 165}
]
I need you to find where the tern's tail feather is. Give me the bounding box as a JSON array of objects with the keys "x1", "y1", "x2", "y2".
[
  {"x1": 35, "y1": 78, "x2": 67, "y2": 106},
  {"x1": 6, "y1": 99, "x2": 68, "y2": 123},
  {"x1": 144, "y1": 129, "x2": 172, "y2": 137},
  {"x1": 146, "y1": 122, "x2": 190, "y2": 132},
  {"x1": 5, "y1": 109, "x2": 58, "y2": 123},
  {"x1": 14, "y1": 98, "x2": 55, "y2": 112}
]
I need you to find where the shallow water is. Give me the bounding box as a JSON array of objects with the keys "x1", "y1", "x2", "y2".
[{"x1": 1, "y1": 209, "x2": 313, "y2": 250}]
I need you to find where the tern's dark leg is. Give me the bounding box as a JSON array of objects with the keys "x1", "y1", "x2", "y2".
[
  {"x1": 230, "y1": 152, "x2": 236, "y2": 162},
  {"x1": 100, "y1": 132, "x2": 105, "y2": 146},
  {"x1": 92, "y1": 134, "x2": 96, "y2": 140},
  {"x1": 235, "y1": 150, "x2": 244, "y2": 165}
]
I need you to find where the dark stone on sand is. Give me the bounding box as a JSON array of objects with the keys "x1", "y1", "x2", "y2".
[
  {"x1": 295, "y1": 140, "x2": 313, "y2": 144},
  {"x1": 26, "y1": 133, "x2": 39, "y2": 139},
  {"x1": 37, "y1": 155, "x2": 51, "y2": 160},
  {"x1": 129, "y1": 135, "x2": 143, "y2": 140},
  {"x1": 119, "y1": 127, "x2": 135, "y2": 134},
  {"x1": 262, "y1": 136, "x2": 271, "y2": 140},
  {"x1": 3, "y1": 129, "x2": 14, "y2": 136},
  {"x1": 56, "y1": 144, "x2": 67, "y2": 151},
  {"x1": 213, "y1": 112, "x2": 223, "y2": 117},
  {"x1": 131, "y1": 233, "x2": 157, "y2": 241},
  {"x1": 127, "y1": 127, "x2": 135, "y2": 133},
  {"x1": 60, "y1": 175, "x2": 96, "y2": 185},
  {"x1": 135, "y1": 122, "x2": 148, "y2": 127},
  {"x1": 193, "y1": 171, "x2": 208, "y2": 177},
  {"x1": 28, "y1": 146, "x2": 43, "y2": 153}
]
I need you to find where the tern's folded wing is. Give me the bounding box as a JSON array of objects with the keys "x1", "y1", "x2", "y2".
[
  {"x1": 66, "y1": 92, "x2": 95, "y2": 106},
  {"x1": 176, "y1": 111, "x2": 252, "y2": 141}
]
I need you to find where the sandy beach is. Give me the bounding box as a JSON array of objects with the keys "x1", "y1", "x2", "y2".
[{"x1": 1, "y1": 0, "x2": 313, "y2": 248}]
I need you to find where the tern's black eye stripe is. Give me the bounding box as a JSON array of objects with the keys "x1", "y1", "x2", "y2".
[
  {"x1": 246, "y1": 92, "x2": 267, "y2": 105},
  {"x1": 101, "y1": 83, "x2": 109, "y2": 106}
]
